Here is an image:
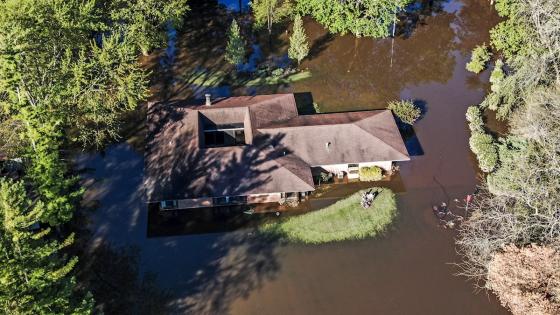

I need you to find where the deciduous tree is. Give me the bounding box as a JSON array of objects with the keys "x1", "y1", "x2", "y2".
[
  {"x1": 251, "y1": 0, "x2": 293, "y2": 35},
  {"x1": 387, "y1": 100, "x2": 421, "y2": 125},
  {"x1": 296, "y1": 0, "x2": 412, "y2": 38},
  {"x1": 109, "y1": 0, "x2": 190, "y2": 56}
]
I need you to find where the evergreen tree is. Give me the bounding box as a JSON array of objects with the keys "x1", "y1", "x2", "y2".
[
  {"x1": 0, "y1": 179, "x2": 94, "y2": 314},
  {"x1": 288, "y1": 15, "x2": 309, "y2": 65},
  {"x1": 489, "y1": 59, "x2": 505, "y2": 92},
  {"x1": 225, "y1": 20, "x2": 246, "y2": 65},
  {"x1": 466, "y1": 44, "x2": 491, "y2": 73}
]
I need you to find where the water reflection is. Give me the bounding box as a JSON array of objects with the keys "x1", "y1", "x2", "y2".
[{"x1": 77, "y1": 0, "x2": 508, "y2": 313}]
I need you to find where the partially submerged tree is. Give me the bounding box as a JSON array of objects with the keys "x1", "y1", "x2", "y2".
[
  {"x1": 0, "y1": 179, "x2": 94, "y2": 314},
  {"x1": 466, "y1": 44, "x2": 491, "y2": 73},
  {"x1": 288, "y1": 15, "x2": 309, "y2": 65},
  {"x1": 469, "y1": 131, "x2": 498, "y2": 173},
  {"x1": 387, "y1": 100, "x2": 421, "y2": 125},
  {"x1": 458, "y1": 2, "x2": 560, "y2": 310},
  {"x1": 296, "y1": 0, "x2": 412, "y2": 37},
  {"x1": 109, "y1": 0, "x2": 189, "y2": 55},
  {"x1": 489, "y1": 59, "x2": 505, "y2": 92},
  {"x1": 251, "y1": 0, "x2": 293, "y2": 35},
  {"x1": 466, "y1": 106, "x2": 484, "y2": 133},
  {"x1": 225, "y1": 20, "x2": 246, "y2": 65}
]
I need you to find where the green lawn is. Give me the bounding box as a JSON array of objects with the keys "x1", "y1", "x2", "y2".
[
  {"x1": 182, "y1": 69, "x2": 312, "y2": 87},
  {"x1": 261, "y1": 188, "x2": 397, "y2": 244}
]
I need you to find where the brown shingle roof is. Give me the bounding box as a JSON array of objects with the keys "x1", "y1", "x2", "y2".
[
  {"x1": 257, "y1": 110, "x2": 409, "y2": 165},
  {"x1": 144, "y1": 94, "x2": 409, "y2": 202}
]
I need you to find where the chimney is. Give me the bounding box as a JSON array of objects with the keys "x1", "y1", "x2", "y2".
[{"x1": 205, "y1": 93, "x2": 212, "y2": 106}]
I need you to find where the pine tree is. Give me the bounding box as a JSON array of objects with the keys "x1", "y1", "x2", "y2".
[
  {"x1": 0, "y1": 179, "x2": 94, "y2": 314},
  {"x1": 225, "y1": 20, "x2": 246, "y2": 65},
  {"x1": 288, "y1": 15, "x2": 309, "y2": 66}
]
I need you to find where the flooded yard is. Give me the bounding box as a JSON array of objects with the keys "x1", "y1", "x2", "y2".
[{"x1": 77, "y1": 0, "x2": 509, "y2": 313}]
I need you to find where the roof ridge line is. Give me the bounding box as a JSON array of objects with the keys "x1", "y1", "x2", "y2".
[{"x1": 268, "y1": 154, "x2": 315, "y2": 190}]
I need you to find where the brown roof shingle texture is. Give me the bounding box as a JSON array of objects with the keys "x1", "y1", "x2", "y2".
[{"x1": 144, "y1": 94, "x2": 409, "y2": 202}]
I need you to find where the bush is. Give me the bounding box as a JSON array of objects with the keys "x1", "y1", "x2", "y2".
[
  {"x1": 466, "y1": 44, "x2": 491, "y2": 73},
  {"x1": 260, "y1": 188, "x2": 397, "y2": 244},
  {"x1": 466, "y1": 106, "x2": 484, "y2": 132},
  {"x1": 469, "y1": 132, "x2": 498, "y2": 172},
  {"x1": 487, "y1": 244, "x2": 560, "y2": 315},
  {"x1": 313, "y1": 102, "x2": 321, "y2": 113},
  {"x1": 359, "y1": 166, "x2": 383, "y2": 181},
  {"x1": 387, "y1": 100, "x2": 421, "y2": 125},
  {"x1": 490, "y1": 59, "x2": 505, "y2": 92}
]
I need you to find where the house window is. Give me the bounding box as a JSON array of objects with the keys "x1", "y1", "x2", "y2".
[
  {"x1": 213, "y1": 195, "x2": 247, "y2": 206},
  {"x1": 203, "y1": 123, "x2": 245, "y2": 147},
  {"x1": 281, "y1": 192, "x2": 298, "y2": 199},
  {"x1": 160, "y1": 200, "x2": 178, "y2": 210}
]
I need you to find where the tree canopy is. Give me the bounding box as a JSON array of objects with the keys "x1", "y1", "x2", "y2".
[
  {"x1": 288, "y1": 15, "x2": 309, "y2": 65},
  {"x1": 296, "y1": 0, "x2": 412, "y2": 38},
  {"x1": 251, "y1": 0, "x2": 293, "y2": 34},
  {"x1": 0, "y1": 0, "x2": 189, "y2": 310},
  {"x1": 225, "y1": 20, "x2": 246, "y2": 65},
  {"x1": 458, "y1": 2, "x2": 560, "y2": 313},
  {"x1": 0, "y1": 179, "x2": 94, "y2": 314}
]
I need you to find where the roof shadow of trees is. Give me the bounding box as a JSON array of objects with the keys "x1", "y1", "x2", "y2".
[
  {"x1": 75, "y1": 137, "x2": 286, "y2": 314},
  {"x1": 145, "y1": 102, "x2": 293, "y2": 202}
]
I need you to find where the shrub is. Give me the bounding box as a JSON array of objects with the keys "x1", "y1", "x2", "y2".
[
  {"x1": 271, "y1": 68, "x2": 284, "y2": 77},
  {"x1": 466, "y1": 106, "x2": 484, "y2": 132},
  {"x1": 387, "y1": 100, "x2": 421, "y2": 125},
  {"x1": 313, "y1": 102, "x2": 321, "y2": 113},
  {"x1": 487, "y1": 244, "x2": 560, "y2": 315},
  {"x1": 490, "y1": 59, "x2": 505, "y2": 92},
  {"x1": 469, "y1": 132, "x2": 498, "y2": 172},
  {"x1": 359, "y1": 166, "x2": 383, "y2": 181},
  {"x1": 320, "y1": 172, "x2": 333, "y2": 183},
  {"x1": 466, "y1": 44, "x2": 491, "y2": 73}
]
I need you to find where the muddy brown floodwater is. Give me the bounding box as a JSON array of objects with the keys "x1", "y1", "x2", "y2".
[{"x1": 77, "y1": 0, "x2": 510, "y2": 314}]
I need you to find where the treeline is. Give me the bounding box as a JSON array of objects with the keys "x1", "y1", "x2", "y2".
[
  {"x1": 0, "y1": 0, "x2": 188, "y2": 313},
  {"x1": 0, "y1": 0, "x2": 418, "y2": 312},
  {"x1": 227, "y1": 0, "x2": 412, "y2": 67},
  {"x1": 460, "y1": 0, "x2": 560, "y2": 314}
]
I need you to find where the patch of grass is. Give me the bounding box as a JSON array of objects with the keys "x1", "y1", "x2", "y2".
[
  {"x1": 260, "y1": 188, "x2": 397, "y2": 244},
  {"x1": 244, "y1": 70, "x2": 312, "y2": 86},
  {"x1": 183, "y1": 69, "x2": 312, "y2": 88}
]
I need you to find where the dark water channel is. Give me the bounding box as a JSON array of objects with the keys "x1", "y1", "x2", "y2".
[{"x1": 77, "y1": 0, "x2": 509, "y2": 313}]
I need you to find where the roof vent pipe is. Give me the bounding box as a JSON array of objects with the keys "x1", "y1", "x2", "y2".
[{"x1": 205, "y1": 93, "x2": 212, "y2": 106}]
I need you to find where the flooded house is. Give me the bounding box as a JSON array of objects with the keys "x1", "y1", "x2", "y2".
[{"x1": 144, "y1": 93, "x2": 409, "y2": 210}]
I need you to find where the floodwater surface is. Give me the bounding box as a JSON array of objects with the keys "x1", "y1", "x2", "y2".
[{"x1": 77, "y1": 0, "x2": 509, "y2": 314}]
